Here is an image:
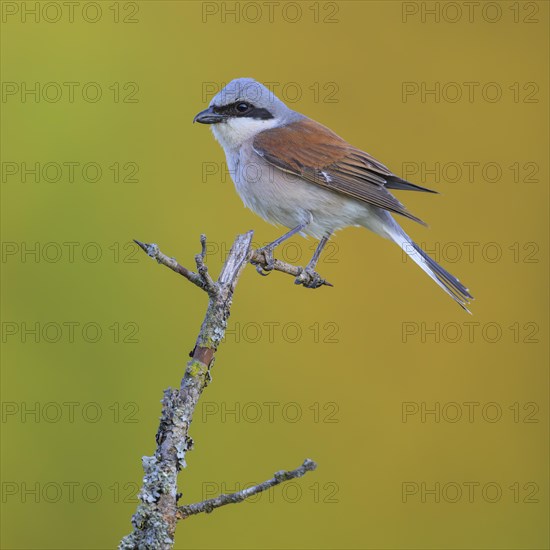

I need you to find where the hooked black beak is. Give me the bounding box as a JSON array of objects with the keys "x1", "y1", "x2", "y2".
[{"x1": 193, "y1": 107, "x2": 225, "y2": 124}]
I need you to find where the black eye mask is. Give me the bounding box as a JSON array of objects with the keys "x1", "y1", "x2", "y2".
[{"x1": 213, "y1": 102, "x2": 274, "y2": 120}]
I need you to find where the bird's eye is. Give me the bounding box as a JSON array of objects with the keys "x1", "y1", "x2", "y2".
[{"x1": 236, "y1": 102, "x2": 250, "y2": 113}]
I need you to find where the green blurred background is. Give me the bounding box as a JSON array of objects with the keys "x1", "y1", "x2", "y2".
[{"x1": 1, "y1": 1, "x2": 548, "y2": 548}]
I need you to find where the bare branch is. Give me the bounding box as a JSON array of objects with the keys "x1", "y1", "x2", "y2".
[
  {"x1": 177, "y1": 459, "x2": 317, "y2": 520},
  {"x1": 120, "y1": 233, "x2": 318, "y2": 550},
  {"x1": 120, "y1": 233, "x2": 253, "y2": 549},
  {"x1": 135, "y1": 237, "x2": 332, "y2": 291},
  {"x1": 133, "y1": 239, "x2": 208, "y2": 292}
]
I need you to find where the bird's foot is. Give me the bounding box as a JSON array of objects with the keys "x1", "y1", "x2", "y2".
[
  {"x1": 294, "y1": 267, "x2": 333, "y2": 289},
  {"x1": 253, "y1": 246, "x2": 275, "y2": 276}
]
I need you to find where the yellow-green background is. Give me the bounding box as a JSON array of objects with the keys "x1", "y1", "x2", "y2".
[{"x1": 1, "y1": 1, "x2": 548, "y2": 548}]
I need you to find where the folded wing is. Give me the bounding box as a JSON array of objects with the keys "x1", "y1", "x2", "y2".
[{"x1": 252, "y1": 118, "x2": 434, "y2": 225}]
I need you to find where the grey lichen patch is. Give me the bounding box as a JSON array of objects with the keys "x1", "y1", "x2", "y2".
[
  {"x1": 175, "y1": 435, "x2": 195, "y2": 470},
  {"x1": 119, "y1": 454, "x2": 175, "y2": 549},
  {"x1": 210, "y1": 324, "x2": 226, "y2": 345},
  {"x1": 175, "y1": 439, "x2": 188, "y2": 470},
  {"x1": 156, "y1": 389, "x2": 182, "y2": 446},
  {"x1": 119, "y1": 503, "x2": 173, "y2": 550},
  {"x1": 139, "y1": 456, "x2": 163, "y2": 503}
]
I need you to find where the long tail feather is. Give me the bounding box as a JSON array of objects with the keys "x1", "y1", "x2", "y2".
[
  {"x1": 359, "y1": 207, "x2": 473, "y2": 312},
  {"x1": 400, "y1": 239, "x2": 473, "y2": 312}
]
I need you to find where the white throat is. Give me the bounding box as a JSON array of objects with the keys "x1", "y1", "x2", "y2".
[{"x1": 211, "y1": 117, "x2": 279, "y2": 151}]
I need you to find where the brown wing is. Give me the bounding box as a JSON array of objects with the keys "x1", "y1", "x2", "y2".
[{"x1": 252, "y1": 118, "x2": 427, "y2": 225}]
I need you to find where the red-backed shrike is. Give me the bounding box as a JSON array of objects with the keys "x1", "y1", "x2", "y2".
[{"x1": 194, "y1": 78, "x2": 472, "y2": 311}]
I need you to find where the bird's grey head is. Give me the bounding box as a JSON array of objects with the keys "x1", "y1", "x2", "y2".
[{"x1": 193, "y1": 78, "x2": 298, "y2": 150}]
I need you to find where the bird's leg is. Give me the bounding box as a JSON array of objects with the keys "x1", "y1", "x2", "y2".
[
  {"x1": 295, "y1": 234, "x2": 332, "y2": 289},
  {"x1": 306, "y1": 235, "x2": 330, "y2": 271},
  {"x1": 254, "y1": 218, "x2": 311, "y2": 276}
]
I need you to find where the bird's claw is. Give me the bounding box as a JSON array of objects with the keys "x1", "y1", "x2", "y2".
[
  {"x1": 253, "y1": 246, "x2": 275, "y2": 276},
  {"x1": 294, "y1": 267, "x2": 332, "y2": 289},
  {"x1": 255, "y1": 264, "x2": 271, "y2": 277}
]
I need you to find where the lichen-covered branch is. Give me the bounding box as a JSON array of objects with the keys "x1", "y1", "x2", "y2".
[
  {"x1": 119, "y1": 232, "x2": 318, "y2": 550},
  {"x1": 177, "y1": 459, "x2": 317, "y2": 520}
]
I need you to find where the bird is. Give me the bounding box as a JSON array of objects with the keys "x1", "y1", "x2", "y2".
[{"x1": 193, "y1": 77, "x2": 472, "y2": 311}]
